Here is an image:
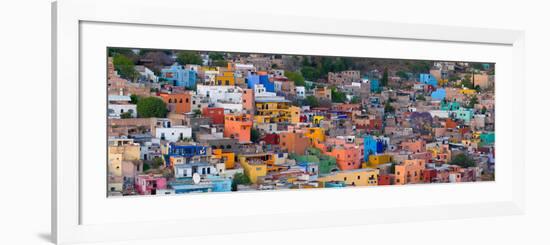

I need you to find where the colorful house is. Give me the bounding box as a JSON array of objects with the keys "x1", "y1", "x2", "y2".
[
  {"x1": 202, "y1": 107, "x2": 225, "y2": 124},
  {"x1": 159, "y1": 92, "x2": 192, "y2": 114},
  {"x1": 279, "y1": 131, "x2": 311, "y2": 155},
  {"x1": 259, "y1": 74, "x2": 274, "y2": 92},
  {"x1": 368, "y1": 154, "x2": 392, "y2": 167},
  {"x1": 440, "y1": 100, "x2": 460, "y2": 111},
  {"x1": 290, "y1": 106, "x2": 301, "y2": 124},
  {"x1": 419, "y1": 73, "x2": 438, "y2": 87},
  {"x1": 370, "y1": 79, "x2": 380, "y2": 92},
  {"x1": 214, "y1": 71, "x2": 236, "y2": 86},
  {"x1": 395, "y1": 159, "x2": 426, "y2": 185},
  {"x1": 238, "y1": 153, "x2": 271, "y2": 184},
  {"x1": 135, "y1": 174, "x2": 167, "y2": 195},
  {"x1": 166, "y1": 143, "x2": 209, "y2": 167},
  {"x1": 453, "y1": 108, "x2": 473, "y2": 123},
  {"x1": 304, "y1": 127, "x2": 326, "y2": 146},
  {"x1": 223, "y1": 113, "x2": 253, "y2": 143},
  {"x1": 430, "y1": 88, "x2": 446, "y2": 101},
  {"x1": 212, "y1": 149, "x2": 236, "y2": 169},
  {"x1": 324, "y1": 145, "x2": 363, "y2": 170},
  {"x1": 255, "y1": 97, "x2": 292, "y2": 123},
  {"x1": 363, "y1": 135, "x2": 384, "y2": 161},
  {"x1": 318, "y1": 168, "x2": 379, "y2": 187},
  {"x1": 161, "y1": 64, "x2": 197, "y2": 87}
]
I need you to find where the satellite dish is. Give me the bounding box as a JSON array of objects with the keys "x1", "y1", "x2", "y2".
[{"x1": 192, "y1": 173, "x2": 201, "y2": 184}]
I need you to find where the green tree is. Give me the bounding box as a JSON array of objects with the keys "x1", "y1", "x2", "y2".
[
  {"x1": 481, "y1": 106, "x2": 487, "y2": 114},
  {"x1": 136, "y1": 97, "x2": 168, "y2": 118},
  {"x1": 301, "y1": 66, "x2": 320, "y2": 81},
  {"x1": 396, "y1": 71, "x2": 409, "y2": 80},
  {"x1": 331, "y1": 87, "x2": 346, "y2": 103},
  {"x1": 350, "y1": 96, "x2": 361, "y2": 104},
  {"x1": 462, "y1": 75, "x2": 473, "y2": 89},
  {"x1": 120, "y1": 110, "x2": 134, "y2": 119},
  {"x1": 231, "y1": 173, "x2": 251, "y2": 191},
  {"x1": 381, "y1": 67, "x2": 389, "y2": 87},
  {"x1": 384, "y1": 101, "x2": 395, "y2": 113},
  {"x1": 176, "y1": 51, "x2": 202, "y2": 65},
  {"x1": 467, "y1": 95, "x2": 479, "y2": 108},
  {"x1": 450, "y1": 153, "x2": 476, "y2": 168},
  {"x1": 151, "y1": 157, "x2": 164, "y2": 169},
  {"x1": 113, "y1": 54, "x2": 139, "y2": 81},
  {"x1": 285, "y1": 70, "x2": 306, "y2": 87},
  {"x1": 250, "y1": 128, "x2": 261, "y2": 143},
  {"x1": 416, "y1": 94, "x2": 426, "y2": 101},
  {"x1": 305, "y1": 95, "x2": 320, "y2": 107},
  {"x1": 212, "y1": 59, "x2": 228, "y2": 67},
  {"x1": 209, "y1": 52, "x2": 224, "y2": 60},
  {"x1": 130, "y1": 94, "x2": 140, "y2": 104},
  {"x1": 409, "y1": 61, "x2": 431, "y2": 74}
]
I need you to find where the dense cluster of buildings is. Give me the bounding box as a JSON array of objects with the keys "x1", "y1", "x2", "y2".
[{"x1": 107, "y1": 50, "x2": 495, "y2": 196}]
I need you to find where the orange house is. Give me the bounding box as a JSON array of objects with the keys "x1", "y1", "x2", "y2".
[
  {"x1": 224, "y1": 113, "x2": 253, "y2": 143},
  {"x1": 159, "y1": 93, "x2": 191, "y2": 114},
  {"x1": 395, "y1": 159, "x2": 426, "y2": 185},
  {"x1": 242, "y1": 89, "x2": 255, "y2": 113},
  {"x1": 279, "y1": 131, "x2": 310, "y2": 155},
  {"x1": 325, "y1": 145, "x2": 362, "y2": 170},
  {"x1": 401, "y1": 139, "x2": 426, "y2": 153}
]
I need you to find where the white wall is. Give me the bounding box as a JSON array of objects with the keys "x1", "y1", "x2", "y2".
[
  {"x1": 155, "y1": 126, "x2": 192, "y2": 142},
  {"x1": 1, "y1": 0, "x2": 549, "y2": 245}
]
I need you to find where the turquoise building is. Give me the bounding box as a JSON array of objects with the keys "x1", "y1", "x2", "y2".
[{"x1": 161, "y1": 64, "x2": 197, "y2": 87}]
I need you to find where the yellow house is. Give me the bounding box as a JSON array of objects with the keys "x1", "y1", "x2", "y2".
[
  {"x1": 238, "y1": 153, "x2": 272, "y2": 184},
  {"x1": 318, "y1": 168, "x2": 379, "y2": 187},
  {"x1": 438, "y1": 79, "x2": 448, "y2": 86},
  {"x1": 108, "y1": 153, "x2": 123, "y2": 178},
  {"x1": 255, "y1": 97, "x2": 292, "y2": 123},
  {"x1": 368, "y1": 154, "x2": 392, "y2": 166},
  {"x1": 212, "y1": 149, "x2": 236, "y2": 169},
  {"x1": 254, "y1": 115, "x2": 272, "y2": 124},
  {"x1": 460, "y1": 88, "x2": 477, "y2": 95},
  {"x1": 289, "y1": 106, "x2": 301, "y2": 123},
  {"x1": 304, "y1": 127, "x2": 326, "y2": 145},
  {"x1": 215, "y1": 71, "x2": 235, "y2": 85},
  {"x1": 313, "y1": 115, "x2": 324, "y2": 124}
]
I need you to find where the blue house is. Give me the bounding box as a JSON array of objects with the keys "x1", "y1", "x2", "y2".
[
  {"x1": 431, "y1": 88, "x2": 446, "y2": 101},
  {"x1": 161, "y1": 64, "x2": 197, "y2": 87},
  {"x1": 370, "y1": 79, "x2": 380, "y2": 92},
  {"x1": 419, "y1": 73, "x2": 438, "y2": 87},
  {"x1": 259, "y1": 74, "x2": 274, "y2": 92},
  {"x1": 166, "y1": 143, "x2": 209, "y2": 167},
  {"x1": 246, "y1": 72, "x2": 260, "y2": 89},
  {"x1": 440, "y1": 100, "x2": 460, "y2": 111},
  {"x1": 363, "y1": 135, "x2": 384, "y2": 161}
]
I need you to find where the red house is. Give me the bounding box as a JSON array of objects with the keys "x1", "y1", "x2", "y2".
[
  {"x1": 378, "y1": 174, "x2": 395, "y2": 185},
  {"x1": 202, "y1": 107, "x2": 225, "y2": 125},
  {"x1": 423, "y1": 169, "x2": 437, "y2": 183},
  {"x1": 261, "y1": 133, "x2": 280, "y2": 145}
]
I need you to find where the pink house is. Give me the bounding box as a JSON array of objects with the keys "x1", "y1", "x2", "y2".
[
  {"x1": 401, "y1": 139, "x2": 426, "y2": 153},
  {"x1": 135, "y1": 174, "x2": 167, "y2": 195}
]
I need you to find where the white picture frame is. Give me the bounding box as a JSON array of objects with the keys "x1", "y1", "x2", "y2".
[{"x1": 52, "y1": 0, "x2": 526, "y2": 244}]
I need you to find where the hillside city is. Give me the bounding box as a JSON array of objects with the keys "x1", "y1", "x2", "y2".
[{"x1": 107, "y1": 48, "x2": 495, "y2": 196}]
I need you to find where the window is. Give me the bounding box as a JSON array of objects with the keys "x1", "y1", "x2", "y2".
[
  {"x1": 186, "y1": 98, "x2": 189, "y2": 103},
  {"x1": 357, "y1": 175, "x2": 360, "y2": 180}
]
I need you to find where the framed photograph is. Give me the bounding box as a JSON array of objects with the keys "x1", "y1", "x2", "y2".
[{"x1": 52, "y1": 0, "x2": 526, "y2": 244}]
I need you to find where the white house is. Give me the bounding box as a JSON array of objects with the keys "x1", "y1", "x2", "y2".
[
  {"x1": 196, "y1": 85, "x2": 244, "y2": 105},
  {"x1": 296, "y1": 86, "x2": 306, "y2": 99},
  {"x1": 155, "y1": 126, "x2": 192, "y2": 142},
  {"x1": 108, "y1": 104, "x2": 137, "y2": 119}
]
